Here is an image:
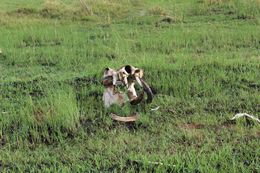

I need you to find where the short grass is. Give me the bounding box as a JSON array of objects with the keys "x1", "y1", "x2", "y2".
[{"x1": 0, "y1": 0, "x2": 260, "y2": 172}]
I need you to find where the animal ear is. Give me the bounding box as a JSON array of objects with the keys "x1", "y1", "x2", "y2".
[{"x1": 105, "y1": 67, "x2": 110, "y2": 71}]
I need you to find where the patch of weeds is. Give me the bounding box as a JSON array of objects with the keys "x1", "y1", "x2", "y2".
[
  {"x1": 0, "y1": 52, "x2": 7, "y2": 62},
  {"x1": 148, "y1": 6, "x2": 168, "y2": 16},
  {"x1": 179, "y1": 123, "x2": 205, "y2": 129},
  {"x1": 20, "y1": 36, "x2": 42, "y2": 47},
  {"x1": 88, "y1": 33, "x2": 109, "y2": 40},
  {"x1": 91, "y1": 1, "x2": 130, "y2": 19},
  {"x1": 48, "y1": 38, "x2": 63, "y2": 46},
  {"x1": 170, "y1": 101, "x2": 197, "y2": 116},
  {"x1": 19, "y1": 36, "x2": 63, "y2": 48},
  {"x1": 33, "y1": 86, "x2": 80, "y2": 131},
  {"x1": 9, "y1": 8, "x2": 37, "y2": 16},
  {"x1": 241, "y1": 78, "x2": 260, "y2": 91},
  {"x1": 40, "y1": 7, "x2": 62, "y2": 19},
  {"x1": 189, "y1": 0, "x2": 259, "y2": 21},
  {"x1": 16, "y1": 8, "x2": 37, "y2": 15},
  {"x1": 155, "y1": 16, "x2": 182, "y2": 27},
  {"x1": 236, "y1": 14, "x2": 256, "y2": 20},
  {"x1": 105, "y1": 52, "x2": 118, "y2": 60},
  {"x1": 205, "y1": 98, "x2": 227, "y2": 113},
  {"x1": 131, "y1": 42, "x2": 142, "y2": 52},
  {"x1": 40, "y1": 0, "x2": 65, "y2": 19},
  {"x1": 227, "y1": 97, "x2": 258, "y2": 113},
  {"x1": 37, "y1": 54, "x2": 59, "y2": 67},
  {"x1": 69, "y1": 76, "x2": 99, "y2": 88}
]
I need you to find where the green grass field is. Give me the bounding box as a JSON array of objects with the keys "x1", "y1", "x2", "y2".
[{"x1": 0, "y1": 0, "x2": 260, "y2": 172}]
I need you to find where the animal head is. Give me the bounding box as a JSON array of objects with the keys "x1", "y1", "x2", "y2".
[{"x1": 117, "y1": 65, "x2": 144, "y2": 86}]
